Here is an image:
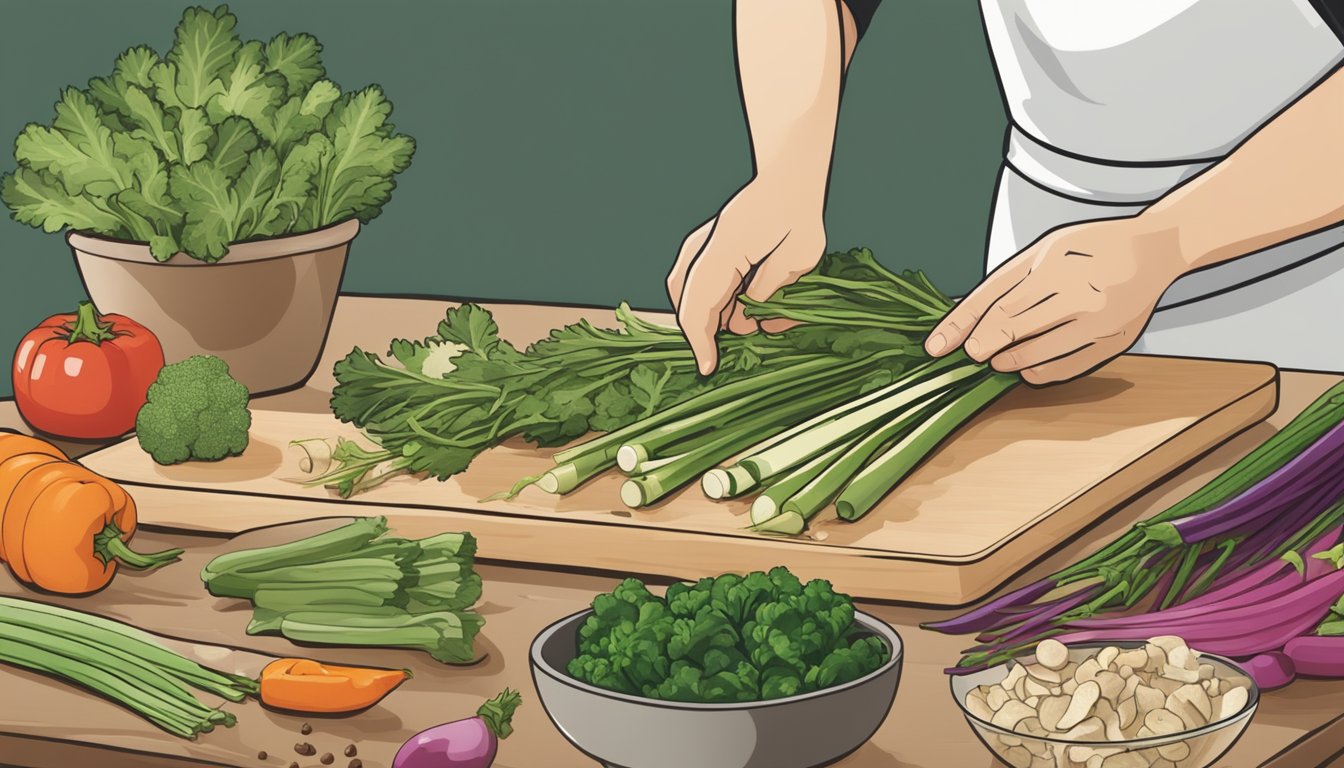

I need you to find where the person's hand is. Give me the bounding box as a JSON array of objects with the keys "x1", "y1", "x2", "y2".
[
  {"x1": 668, "y1": 180, "x2": 826, "y2": 375},
  {"x1": 924, "y1": 216, "x2": 1188, "y2": 384}
]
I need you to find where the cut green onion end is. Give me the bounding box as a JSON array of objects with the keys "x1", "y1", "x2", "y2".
[
  {"x1": 702, "y1": 469, "x2": 729, "y2": 500},
  {"x1": 616, "y1": 444, "x2": 646, "y2": 473},
  {"x1": 750, "y1": 496, "x2": 779, "y2": 525}
]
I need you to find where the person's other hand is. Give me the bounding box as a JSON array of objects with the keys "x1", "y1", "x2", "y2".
[
  {"x1": 668, "y1": 180, "x2": 826, "y2": 375},
  {"x1": 924, "y1": 216, "x2": 1187, "y2": 384}
]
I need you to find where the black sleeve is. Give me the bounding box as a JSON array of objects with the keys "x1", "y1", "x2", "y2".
[
  {"x1": 842, "y1": 0, "x2": 883, "y2": 42},
  {"x1": 1309, "y1": 0, "x2": 1344, "y2": 43}
]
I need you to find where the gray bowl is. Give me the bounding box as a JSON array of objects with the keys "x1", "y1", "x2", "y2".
[{"x1": 529, "y1": 609, "x2": 903, "y2": 768}]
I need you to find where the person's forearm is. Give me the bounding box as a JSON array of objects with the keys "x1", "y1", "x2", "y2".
[
  {"x1": 1138, "y1": 66, "x2": 1344, "y2": 277},
  {"x1": 735, "y1": 0, "x2": 849, "y2": 209}
]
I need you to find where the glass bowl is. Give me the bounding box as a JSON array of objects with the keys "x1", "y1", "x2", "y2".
[{"x1": 949, "y1": 641, "x2": 1259, "y2": 768}]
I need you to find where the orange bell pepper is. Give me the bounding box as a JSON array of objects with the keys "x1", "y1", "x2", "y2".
[
  {"x1": 0, "y1": 433, "x2": 181, "y2": 594},
  {"x1": 260, "y1": 657, "x2": 411, "y2": 714}
]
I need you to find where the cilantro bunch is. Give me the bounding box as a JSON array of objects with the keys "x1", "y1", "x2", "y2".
[
  {"x1": 1, "y1": 5, "x2": 415, "y2": 262},
  {"x1": 313, "y1": 249, "x2": 929, "y2": 497},
  {"x1": 567, "y1": 567, "x2": 890, "y2": 703}
]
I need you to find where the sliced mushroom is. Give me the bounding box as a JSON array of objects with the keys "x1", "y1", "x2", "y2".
[
  {"x1": 1093, "y1": 698, "x2": 1125, "y2": 741},
  {"x1": 1144, "y1": 645, "x2": 1167, "y2": 673},
  {"x1": 987, "y1": 685, "x2": 1010, "y2": 711},
  {"x1": 1151, "y1": 675, "x2": 1186, "y2": 696},
  {"x1": 1114, "y1": 649, "x2": 1149, "y2": 670},
  {"x1": 1171, "y1": 683, "x2": 1212, "y2": 721},
  {"x1": 1035, "y1": 638, "x2": 1070, "y2": 671},
  {"x1": 1134, "y1": 684, "x2": 1166, "y2": 717},
  {"x1": 1024, "y1": 663, "x2": 1065, "y2": 685},
  {"x1": 1218, "y1": 686, "x2": 1249, "y2": 720},
  {"x1": 992, "y1": 700, "x2": 1038, "y2": 731},
  {"x1": 1075, "y1": 658, "x2": 1104, "y2": 684},
  {"x1": 1039, "y1": 694, "x2": 1072, "y2": 732},
  {"x1": 1117, "y1": 698, "x2": 1138, "y2": 731},
  {"x1": 1120, "y1": 673, "x2": 1141, "y2": 703},
  {"x1": 1096, "y1": 646, "x2": 1121, "y2": 671},
  {"x1": 1148, "y1": 636, "x2": 1186, "y2": 654},
  {"x1": 1160, "y1": 664, "x2": 1200, "y2": 684},
  {"x1": 1165, "y1": 692, "x2": 1206, "y2": 730},
  {"x1": 1095, "y1": 670, "x2": 1126, "y2": 702},
  {"x1": 1143, "y1": 708, "x2": 1185, "y2": 736},
  {"x1": 1057, "y1": 681, "x2": 1102, "y2": 731},
  {"x1": 1166, "y1": 644, "x2": 1195, "y2": 672},
  {"x1": 966, "y1": 691, "x2": 996, "y2": 721},
  {"x1": 1025, "y1": 677, "x2": 1053, "y2": 698}
]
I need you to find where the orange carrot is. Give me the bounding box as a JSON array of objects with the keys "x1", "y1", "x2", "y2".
[{"x1": 259, "y1": 657, "x2": 411, "y2": 714}]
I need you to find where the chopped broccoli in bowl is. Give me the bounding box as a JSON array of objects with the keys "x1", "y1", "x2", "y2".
[
  {"x1": 567, "y1": 567, "x2": 891, "y2": 703},
  {"x1": 136, "y1": 355, "x2": 251, "y2": 464}
]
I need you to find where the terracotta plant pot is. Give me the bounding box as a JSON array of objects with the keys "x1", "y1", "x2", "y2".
[{"x1": 68, "y1": 219, "x2": 359, "y2": 396}]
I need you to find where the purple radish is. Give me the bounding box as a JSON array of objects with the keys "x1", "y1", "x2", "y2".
[
  {"x1": 1284, "y1": 635, "x2": 1344, "y2": 677},
  {"x1": 393, "y1": 689, "x2": 521, "y2": 768},
  {"x1": 1245, "y1": 652, "x2": 1296, "y2": 690}
]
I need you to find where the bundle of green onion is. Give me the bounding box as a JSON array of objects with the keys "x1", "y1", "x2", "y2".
[
  {"x1": 530, "y1": 253, "x2": 1018, "y2": 533},
  {"x1": 0, "y1": 596, "x2": 257, "y2": 738}
]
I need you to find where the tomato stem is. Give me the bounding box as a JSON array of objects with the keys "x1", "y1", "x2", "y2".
[
  {"x1": 93, "y1": 522, "x2": 184, "y2": 570},
  {"x1": 66, "y1": 301, "x2": 118, "y2": 345}
]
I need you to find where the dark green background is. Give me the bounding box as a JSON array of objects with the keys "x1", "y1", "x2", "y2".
[{"x1": 0, "y1": 0, "x2": 1005, "y2": 398}]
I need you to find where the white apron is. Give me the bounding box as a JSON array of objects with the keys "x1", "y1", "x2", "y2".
[{"x1": 980, "y1": 0, "x2": 1344, "y2": 372}]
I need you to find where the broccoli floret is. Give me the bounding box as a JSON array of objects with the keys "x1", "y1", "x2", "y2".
[
  {"x1": 135, "y1": 355, "x2": 251, "y2": 465},
  {"x1": 568, "y1": 567, "x2": 889, "y2": 703}
]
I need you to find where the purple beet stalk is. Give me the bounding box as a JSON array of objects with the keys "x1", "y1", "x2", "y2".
[
  {"x1": 974, "y1": 584, "x2": 1104, "y2": 645},
  {"x1": 1068, "y1": 527, "x2": 1344, "y2": 628},
  {"x1": 923, "y1": 578, "x2": 1060, "y2": 634},
  {"x1": 1156, "y1": 425, "x2": 1344, "y2": 545},
  {"x1": 1054, "y1": 567, "x2": 1344, "y2": 657}
]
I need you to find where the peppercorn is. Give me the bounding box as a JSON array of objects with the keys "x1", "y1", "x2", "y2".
[
  {"x1": 294, "y1": 742, "x2": 316, "y2": 756},
  {"x1": 344, "y1": 744, "x2": 358, "y2": 757},
  {"x1": 300, "y1": 723, "x2": 313, "y2": 735},
  {"x1": 320, "y1": 754, "x2": 334, "y2": 765}
]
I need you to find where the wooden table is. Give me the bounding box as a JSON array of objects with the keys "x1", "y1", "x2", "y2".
[{"x1": 3, "y1": 294, "x2": 1344, "y2": 768}]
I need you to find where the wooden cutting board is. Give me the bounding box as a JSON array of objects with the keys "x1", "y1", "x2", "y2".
[{"x1": 81, "y1": 354, "x2": 1278, "y2": 605}]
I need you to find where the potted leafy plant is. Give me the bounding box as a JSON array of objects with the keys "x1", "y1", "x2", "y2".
[{"x1": 0, "y1": 5, "x2": 415, "y2": 394}]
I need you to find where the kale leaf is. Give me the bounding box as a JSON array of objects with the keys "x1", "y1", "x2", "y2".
[{"x1": 1, "y1": 4, "x2": 415, "y2": 262}]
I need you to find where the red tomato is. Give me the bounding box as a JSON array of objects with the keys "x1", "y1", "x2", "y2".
[{"x1": 12, "y1": 302, "x2": 165, "y2": 439}]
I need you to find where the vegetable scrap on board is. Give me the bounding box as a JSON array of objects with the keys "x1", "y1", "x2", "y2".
[{"x1": 136, "y1": 355, "x2": 252, "y2": 465}]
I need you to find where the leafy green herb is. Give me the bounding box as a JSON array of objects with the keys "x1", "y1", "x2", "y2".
[
  {"x1": 312, "y1": 249, "x2": 934, "y2": 497},
  {"x1": 567, "y1": 567, "x2": 890, "y2": 703},
  {"x1": 1, "y1": 4, "x2": 414, "y2": 262}
]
